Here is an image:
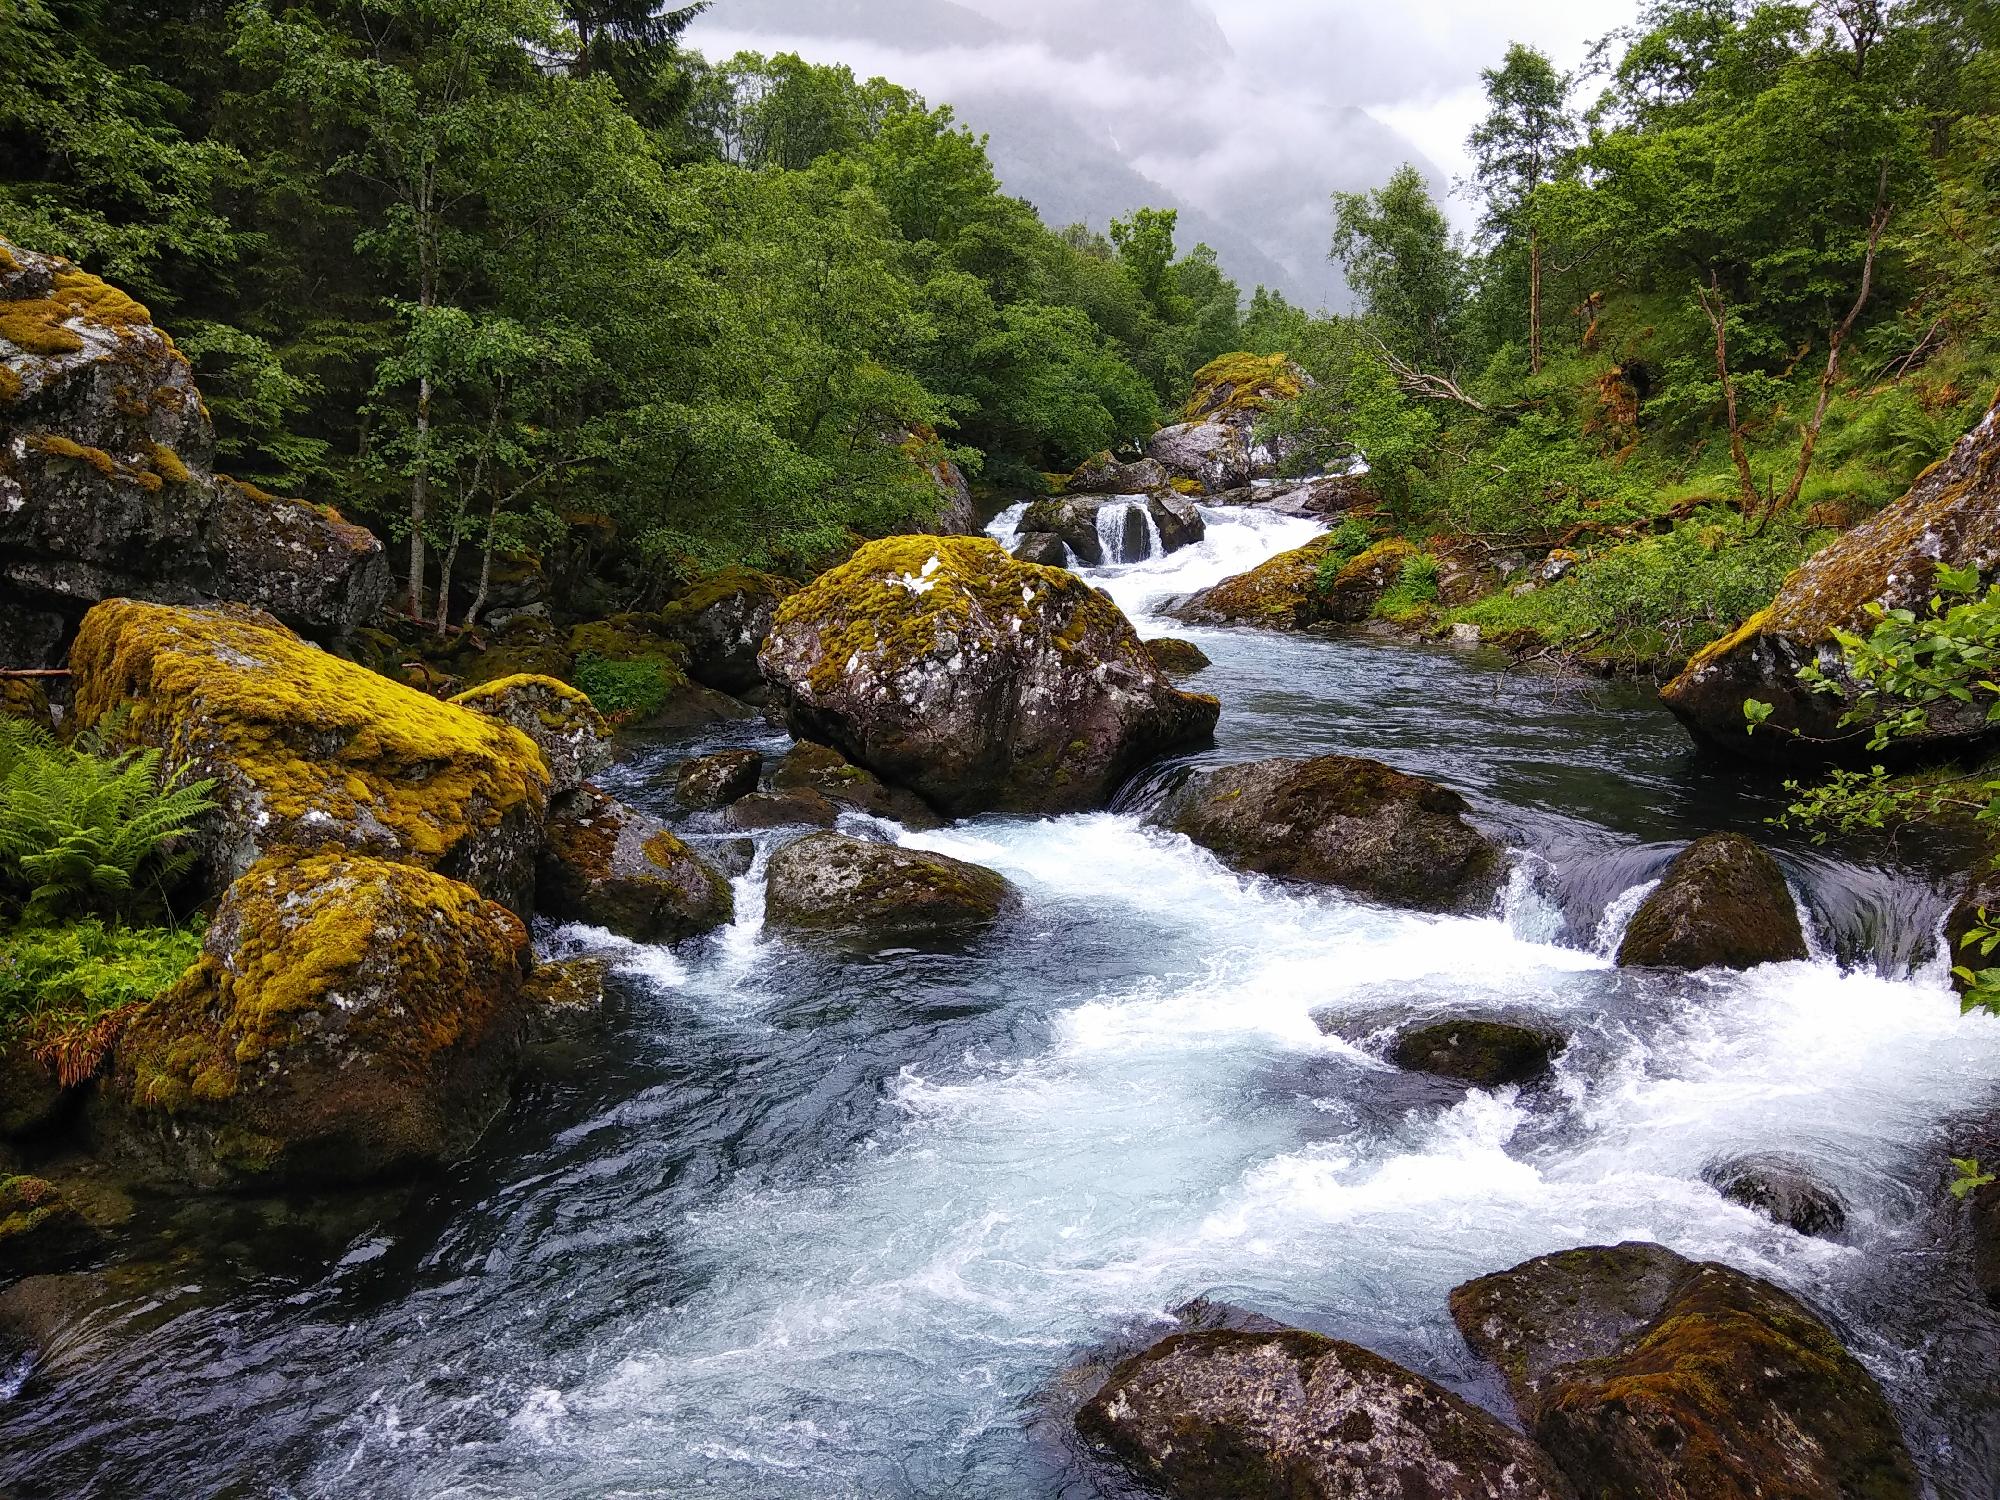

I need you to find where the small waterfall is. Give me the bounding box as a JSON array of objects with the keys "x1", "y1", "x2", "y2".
[{"x1": 1094, "y1": 500, "x2": 1160, "y2": 565}]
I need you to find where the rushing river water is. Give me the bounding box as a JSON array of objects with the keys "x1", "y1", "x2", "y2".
[{"x1": 8, "y1": 504, "x2": 2000, "y2": 1499}]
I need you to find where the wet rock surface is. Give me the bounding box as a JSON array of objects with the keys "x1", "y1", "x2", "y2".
[
  {"x1": 1616, "y1": 834, "x2": 1807, "y2": 970},
  {"x1": 538, "y1": 786, "x2": 734, "y2": 942},
  {"x1": 764, "y1": 833, "x2": 1013, "y2": 938}
]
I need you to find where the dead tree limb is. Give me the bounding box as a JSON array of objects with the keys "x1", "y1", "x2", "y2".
[{"x1": 1694, "y1": 271, "x2": 1759, "y2": 515}]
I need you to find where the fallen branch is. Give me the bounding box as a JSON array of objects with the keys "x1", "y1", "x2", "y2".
[
  {"x1": 1365, "y1": 333, "x2": 1488, "y2": 412},
  {"x1": 0, "y1": 668, "x2": 70, "y2": 678}
]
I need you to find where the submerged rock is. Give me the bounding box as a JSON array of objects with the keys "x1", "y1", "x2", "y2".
[
  {"x1": 1157, "y1": 755, "x2": 1502, "y2": 912},
  {"x1": 0, "y1": 239, "x2": 388, "y2": 654},
  {"x1": 1661, "y1": 394, "x2": 2000, "y2": 762},
  {"x1": 538, "y1": 786, "x2": 733, "y2": 942},
  {"x1": 1077, "y1": 1325, "x2": 1573, "y2": 1500},
  {"x1": 68, "y1": 599, "x2": 551, "y2": 911},
  {"x1": 1392, "y1": 1020, "x2": 1565, "y2": 1088},
  {"x1": 659, "y1": 568, "x2": 793, "y2": 696},
  {"x1": 764, "y1": 833, "x2": 1013, "y2": 938},
  {"x1": 771, "y1": 740, "x2": 944, "y2": 829},
  {"x1": 1616, "y1": 834, "x2": 1807, "y2": 970},
  {"x1": 1703, "y1": 1156, "x2": 1846, "y2": 1237},
  {"x1": 760, "y1": 536, "x2": 1218, "y2": 816},
  {"x1": 99, "y1": 854, "x2": 531, "y2": 1188},
  {"x1": 676, "y1": 748, "x2": 764, "y2": 810},
  {"x1": 448, "y1": 674, "x2": 610, "y2": 797},
  {"x1": 1450, "y1": 1242, "x2": 1917, "y2": 1500},
  {"x1": 1144, "y1": 637, "x2": 1212, "y2": 677}
]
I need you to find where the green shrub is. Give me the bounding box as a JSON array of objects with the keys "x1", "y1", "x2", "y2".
[
  {"x1": 1376, "y1": 553, "x2": 1442, "y2": 621},
  {"x1": 0, "y1": 716, "x2": 215, "y2": 922},
  {"x1": 1312, "y1": 518, "x2": 1376, "y2": 594},
  {"x1": 572, "y1": 652, "x2": 673, "y2": 720},
  {"x1": 0, "y1": 917, "x2": 202, "y2": 1079}
]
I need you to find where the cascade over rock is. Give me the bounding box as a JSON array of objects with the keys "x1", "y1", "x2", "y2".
[
  {"x1": 759, "y1": 536, "x2": 1219, "y2": 816},
  {"x1": 97, "y1": 853, "x2": 532, "y2": 1189},
  {"x1": 1155, "y1": 754, "x2": 1503, "y2": 912},
  {"x1": 1661, "y1": 393, "x2": 2000, "y2": 761},
  {"x1": 1450, "y1": 1242, "x2": 1918, "y2": 1500},
  {"x1": 0, "y1": 239, "x2": 389, "y2": 663},
  {"x1": 67, "y1": 599, "x2": 552, "y2": 911},
  {"x1": 1077, "y1": 1325, "x2": 1575, "y2": 1500},
  {"x1": 1616, "y1": 834, "x2": 1807, "y2": 970}
]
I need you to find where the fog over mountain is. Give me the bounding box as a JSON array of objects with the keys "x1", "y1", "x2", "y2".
[{"x1": 688, "y1": 0, "x2": 1638, "y2": 310}]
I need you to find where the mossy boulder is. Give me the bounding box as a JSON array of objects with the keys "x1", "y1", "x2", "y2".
[
  {"x1": 1392, "y1": 1019, "x2": 1565, "y2": 1087},
  {"x1": 1147, "y1": 358, "x2": 1306, "y2": 497},
  {"x1": 0, "y1": 239, "x2": 388, "y2": 646},
  {"x1": 1172, "y1": 533, "x2": 1343, "y2": 630},
  {"x1": 537, "y1": 786, "x2": 733, "y2": 942},
  {"x1": 1616, "y1": 834, "x2": 1807, "y2": 970},
  {"x1": 772, "y1": 740, "x2": 946, "y2": 829},
  {"x1": 659, "y1": 567, "x2": 795, "y2": 695},
  {"x1": 0, "y1": 1175, "x2": 100, "y2": 1276},
  {"x1": 454, "y1": 616, "x2": 574, "y2": 689},
  {"x1": 98, "y1": 854, "x2": 531, "y2": 1189},
  {"x1": 764, "y1": 833, "x2": 1014, "y2": 938},
  {"x1": 1064, "y1": 453, "x2": 1171, "y2": 497},
  {"x1": 760, "y1": 536, "x2": 1220, "y2": 816},
  {"x1": 1183, "y1": 352, "x2": 1308, "y2": 422},
  {"x1": 1076, "y1": 1326, "x2": 1573, "y2": 1500},
  {"x1": 0, "y1": 677, "x2": 53, "y2": 728},
  {"x1": 68, "y1": 599, "x2": 551, "y2": 912},
  {"x1": 449, "y1": 674, "x2": 609, "y2": 798},
  {"x1": 723, "y1": 787, "x2": 841, "y2": 830},
  {"x1": 1145, "y1": 637, "x2": 1212, "y2": 677},
  {"x1": 1450, "y1": 1242, "x2": 1917, "y2": 1500},
  {"x1": 1661, "y1": 394, "x2": 2000, "y2": 762},
  {"x1": 0, "y1": 1043, "x2": 66, "y2": 1139},
  {"x1": 1156, "y1": 755, "x2": 1503, "y2": 912},
  {"x1": 676, "y1": 749, "x2": 764, "y2": 810},
  {"x1": 1703, "y1": 1156, "x2": 1846, "y2": 1237},
  {"x1": 1322, "y1": 539, "x2": 1418, "y2": 624}
]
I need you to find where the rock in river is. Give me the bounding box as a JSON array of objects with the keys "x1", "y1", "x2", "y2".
[
  {"x1": 1392, "y1": 1019, "x2": 1565, "y2": 1087},
  {"x1": 99, "y1": 853, "x2": 532, "y2": 1189},
  {"x1": 759, "y1": 536, "x2": 1218, "y2": 817},
  {"x1": 1077, "y1": 1325, "x2": 1574, "y2": 1500},
  {"x1": 1156, "y1": 755, "x2": 1503, "y2": 912},
  {"x1": 1616, "y1": 834, "x2": 1807, "y2": 971},
  {"x1": 676, "y1": 748, "x2": 764, "y2": 810},
  {"x1": 1450, "y1": 1242, "x2": 1917, "y2": 1500},
  {"x1": 764, "y1": 833, "x2": 1013, "y2": 938},
  {"x1": 538, "y1": 786, "x2": 734, "y2": 942}
]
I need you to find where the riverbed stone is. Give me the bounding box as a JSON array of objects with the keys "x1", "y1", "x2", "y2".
[
  {"x1": 1703, "y1": 1156, "x2": 1846, "y2": 1237},
  {"x1": 1616, "y1": 834, "x2": 1807, "y2": 970},
  {"x1": 0, "y1": 1176, "x2": 100, "y2": 1276},
  {"x1": 1661, "y1": 393, "x2": 2000, "y2": 763},
  {"x1": 1156, "y1": 755, "x2": 1503, "y2": 912},
  {"x1": 1450, "y1": 1242, "x2": 1918, "y2": 1500},
  {"x1": 760, "y1": 536, "x2": 1218, "y2": 817},
  {"x1": 539, "y1": 786, "x2": 733, "y2": 941},
  {"x1": 1076, "y1": 1325, "x2": 1574, "y2": 1500},
  {"x1": 1392, "y1": 1020, "x2": 1565, "y2": 1087},
  {"x1": 447, "y1": 674, "x2": 610, "y2": 797},
  {"x1": 1144, "y1": 637, "x2": 1212, "y2": 677},
  {"x1": 98, "y1": 853, "x2": 531, "y2": 1189},
  {"x1": 764, "y1": 833, "x2": 1013, "y2": 938},
  {"x1": 676, "y1": 749, "x2": 764, "y2": 810},
  {"x1": 772, "y1": 740, "x2": 944, "y2": 828},
  {"x1": 724, "y1": 787, "x2": 841, "y2": 830}
]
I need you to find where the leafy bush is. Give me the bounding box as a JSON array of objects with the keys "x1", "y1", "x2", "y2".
[
  {"x1": 0, "y1": 716, "x2": 215, "y2": 922},
  {"x1": 1376, "y1": 553, "x2": 1443, "y2": 621},
  {"x1": 1311, "y1": 518, "x2": 1376, "y2": 594},
  {"x1": 0, "y1": 918, "x2": 203, "y2": 1081},
  {"x1": 572, "y1": 653, "x2": 674, "y2": 721}
]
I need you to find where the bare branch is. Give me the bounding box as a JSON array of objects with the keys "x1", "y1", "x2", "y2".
[
  {"x1": 1365, "y1": 332, "x2": 1488, "y2": 412},
  {"x1": 1694, "y1": 272, "x2": 1758, "y2": 514}
]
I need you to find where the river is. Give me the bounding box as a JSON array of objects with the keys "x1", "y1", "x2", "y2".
[{"x1": 6, "y1": 503, "x2": 1999, "y2": 1498}]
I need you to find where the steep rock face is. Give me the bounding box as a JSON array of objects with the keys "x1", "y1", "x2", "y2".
[
  {"x1": 448, "y1": 674, "x2": 610, "y2": 797},
  {"x1": 1450, "y1": 1243, "x2": 1918, "y2": 1500},
  {"x1": 1156, "y1": 755, "x2": 1503, "y2": 912},
  {"x1": 1077, "y1": 1327, "x2": 1575, "y2": 1500},
  {"x1": 1661, "y1": 394, "x2": 2000, "y2": 761},
  {"x1": 99, "y1": 854, "x2": 530, "y2": 1189},
  {"x1": 658, "y1": 568, "x2": 793, "y2": 695},
  {"x1": 759, "y1": 536, "x2": 1219, "y2": 816},
  {"x1": 537, "y1": 786, "x2": 734, "y2": 942},
  {"x1": 1616, "y1": 834, "x2": 1807, "y2": 970},
  {"x1": 0, "y1": 239, "x2": 388, "y2": 659},
  {"x1": 764, "y1": 833, "x2": 1014, "y2": 937},
  {"x1": 68, "y1": 600, "x2": 551, "y2": 911}
]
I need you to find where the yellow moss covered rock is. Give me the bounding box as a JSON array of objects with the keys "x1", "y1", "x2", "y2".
[
  {"x1": 1183, "y1": 352, "x2": 1306, "y2": 422},
  {"x1": 760, "y1": 536, "x2": 1220, "y2": 816},
  {"x1": 450, "y1": 674, "x2": 609, "y2": 796},
  {"x1": 69, "y1": 599, "x2": 552, "y2": 910},
  {"x1": 537, "y1": 786, "x2": 734, "y2": 942},
  {"x1": 0, "y1": 1175, "x2": 100, "y2": 1275},
  {"x1": 1662, "y1": 393, "x2": 2000, "y2": 760},
  {"x1": 99, "y1": 853, "x2": 530, "y2": 1188},
  {"x1": 0, "y1": 238, "x2": 389, "y2": 643},
  {"x1": 659, "y1": 567, "x2": 795, "y2": 695}
]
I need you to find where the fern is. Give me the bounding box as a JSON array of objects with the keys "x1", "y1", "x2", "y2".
[{"x1": 0, "y1": 716, "x2": 216, "y2": 921}]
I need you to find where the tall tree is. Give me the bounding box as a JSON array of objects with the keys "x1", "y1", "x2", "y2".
[
  {"x1": 1331, "y1": 165, "x2": 1468, "y2": 377},
  {"x1": 1468, "y1": 43, "x2": 1577, "y2": 372}
]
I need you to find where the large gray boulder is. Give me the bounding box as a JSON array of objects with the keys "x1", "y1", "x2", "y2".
[
  {"x1": 1156, "y1": 755, "x2": 1503, "y2": 912},
  {"x1": 1077, "y1": 1325, "x2": 1574, "y2": 1500},
  {"x1": 759, "y1": 536, "x2": 1218, "y2": 816},
  {"x1": 0, "y1": 239, "x2": 388, "y2": 659},
  {"x1": 764, "y1": 833, "x2": 1013, "y2": 938}
]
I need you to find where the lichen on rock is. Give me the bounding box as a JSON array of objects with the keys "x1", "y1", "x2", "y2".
[
  {"x1": 449, "y1": 673, "x2": 610, "y2": 797},
  {"x1": 68, "y1": 599, "x2": 552, "y2": 911},
  {"x1": 537, "y1": 785, "x2": 734, "y2": 942},
  {"x1": 764, "y1": 833, "x2": 1014, "y2": 938}
]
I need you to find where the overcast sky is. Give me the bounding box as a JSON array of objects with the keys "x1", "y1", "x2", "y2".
[{"x1": 689, "y1": 0, "x2": 1644, "y2": 307}]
